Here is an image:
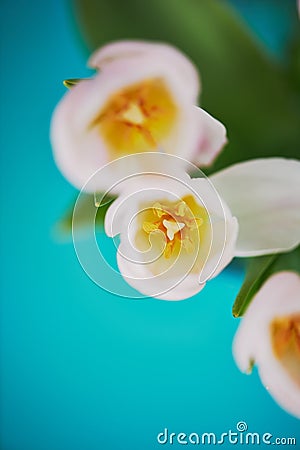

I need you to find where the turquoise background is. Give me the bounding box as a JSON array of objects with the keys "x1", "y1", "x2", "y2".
[{"x1": 1, "y1": 1, "x2": 299, "y2": 449}]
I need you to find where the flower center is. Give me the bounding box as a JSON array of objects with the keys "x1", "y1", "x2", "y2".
[
  {"x1": 121, "y1": 102, "x2": 145, "y2": 125},
  {"x1": 91, "y1": 78, "x2": 177, "y2": 156},
  {"x1": 141, "y1": 196, "x2": 205, "y2": 259},
  {"x1": 162, "y1": 219, "x2": 185, "y2": 241},
  {"x1": 270, "y1": 314, "x2": 300, "y2": 386}
]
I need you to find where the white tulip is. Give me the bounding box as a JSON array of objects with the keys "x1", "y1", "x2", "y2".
[
  {"x1": 233, "y1": 271, "x2": 300, "y2": 418},
  {"x1": 51, "y1": 40, "x2": 226, "y2": 191},
  {"x1": 103, "y1": 157, "x2": 300, "y2": 300},
  {"x1": 105, "y1": 171, "x2": 238, "y2": 300}
]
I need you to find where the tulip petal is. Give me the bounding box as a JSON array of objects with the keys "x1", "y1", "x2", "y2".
[
  {"x1": 117, "y1": 248, "x2": 206, "y2": 301},
  {"x1": 192, "y1": 107, "x2": 227, "y2": 167},
  {"x1": 51, "y1": 79, "x2": 109, "y2": 191},
  {"x1": 210, "y1": 158, "x2": 300, "y2": 256},
  {"x1": 233, "y1": 271, "x2": 300, "y2": 418},
  {"x1": 89, "y1": 40, "x2": 200, "y2": 98}
]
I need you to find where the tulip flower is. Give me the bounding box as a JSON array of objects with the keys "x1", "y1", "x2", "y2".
[
  {"x1": 51, "y1": 40, "x2": 226, "y2": 191},
  {"x1": 105, "y1": 170, "x2": 238, "y2": 300},
  {"x1": 103, "y1": 156, "x2": 300, "y2": 300},
  {"x1": 233, "y1": 271, "x2": 300, "y2": 418}
]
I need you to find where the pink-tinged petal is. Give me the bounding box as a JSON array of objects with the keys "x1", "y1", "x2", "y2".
[
  {"x1": 51, "y1": 79, "x2": 109, "y2": 191},
  {"x1": 210, "y1": 158, "x2": 300, "y2": 257},
  {"x1": 233, "y1": 271, "x2": 300, "y2": 418},
  {"x1": 192, "y1": 107, "x2": 227, "y2": 167},
  {"x1": 89, "y1": 40, "x2": 200, "y2": 98}
]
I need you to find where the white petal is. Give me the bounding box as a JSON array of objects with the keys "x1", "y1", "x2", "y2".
[
  {"x1": 88, "y1": 40, "x2": 200, "y2": 98},
  {"x1": 51, "y1": 79, "x2": 109, "y2": 190},
  {"x1": 191, "y1": 107, "x2": 227, "y2": 167},
  {"x1": 233, "y1": 271, "x2": 300, "y2": 418},
  {"x1": 186, "y1": 177, "x2": 238, "y2": 283},
  {"x1": 210, "y1": 158, "x2": 300, "y2": 256},
  {"x1": 199, "y1": 215, "x2": 238, "y2": 282},
  {"x1": 117, "y1": 246, "x2": 206, "y2": 300}
]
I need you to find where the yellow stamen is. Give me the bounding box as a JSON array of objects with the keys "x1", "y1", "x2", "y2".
[
  {"x1": 139, "y1": 196, "x2": 208, "y2": 261},
  {"x1": 271, "y1": 315, "x2": 300, "y2": 359},
  {"x1": 92, "y1": 78, "x2": 177, "y2": 156},
  {"x1": 153, "y1": 202, "x2": 166, "y2": 218},
  {"x1": 176, "y1": 201, "x2": 187, "y2": 217},
  {"x1": 142, "y1": 221, "x2": 159, "y2": 234},
  {"x1": 271, "y1": 314, "x2": 300, "y2": 386}
]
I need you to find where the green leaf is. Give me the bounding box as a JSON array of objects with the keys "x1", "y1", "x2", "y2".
[
  {"x1": 72, "y1": 0, "x2": 300, "y2": 172},
  {"x1": 57, "y1": 193, "x2": 116, "y2": 234},
  {"x1": 232, "y1": 246, "x2": 300, "y2": 318},
  {"x1": 63, "y1": 78, "x2": 90, "y2": 89},
  {"x1": 232, "y1": 254, "x2": 277, "y2": 318}
]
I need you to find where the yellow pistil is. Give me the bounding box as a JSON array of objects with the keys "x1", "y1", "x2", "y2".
[
  {"x1": 141, "y1": 195, "x2": 207, "y2": 259},
  {"x1": 121, "y1": 102, "x2": 145, "y2": 125},
  {"x1": 271, "y1": 314, "x2": 300, "y2": 386},
  {"x1": 91, "y1": 78, "x2": 177, "y2": 156},
  {"x1": 162, "y1": 219, "x2": 185, "y2": 240}
]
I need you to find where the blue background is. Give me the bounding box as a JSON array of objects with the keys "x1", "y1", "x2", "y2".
[{"x1": 1, "y1": 1, "x2": 299, "y2": 449}]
